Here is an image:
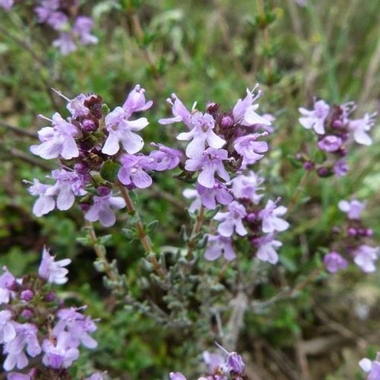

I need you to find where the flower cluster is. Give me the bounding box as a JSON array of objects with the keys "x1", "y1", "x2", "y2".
[
  {"x1": 170, "y1": 343, "x2": 246, "y2": 380},
  {"x1": 174, "y1": 88, "x2": 289, "y2": 264},
  {"x1": 324, "y1": 199, "x2": 379, "y2": 273},
  {"x1": 0, "y1": 0, "x2": 98, "y2": 55},
  {"x1": 359, "y1": 352, "x2": 380, "y2": 380},
  {"x1": 0, "y1": 247, "x2": 102, "y2": 379},
  {"x1": 28, "y1": 85, "x2": 182, "y2": 227},
  {"x1": 297, "y1": 98, "x2": 376, "y2": 177}
]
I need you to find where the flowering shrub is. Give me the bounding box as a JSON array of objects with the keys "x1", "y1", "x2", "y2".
[{"x1": 1, "y1": 1, "x2": 380, "y2": 379}]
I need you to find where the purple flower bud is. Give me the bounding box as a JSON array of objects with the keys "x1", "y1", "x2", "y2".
[
  {"x1": 74, "y1": 162, "x2": 90, "y2": 174},
  {"x1": 21, "y1": 290, "x2": 34, "y2": 302},
  {"x1": 227, "y1": 352, "x2": 245, "y2": 374},
  {"x1": 220, "y1": 114, "x2": 234, "y2": 129},
  {"x1": 303, "y1": 161, "x2": 314, "y2": 171},
  {"x1": 81, "y1": 118, "x2": 98, "y2": 132},
  {"x1": 20, "y1": 309, "x2": 34, "y2": 319},
  {"x1": 316, "y1": 166, "x2": 331, "y2": 177},
  {"x1": 97, "y1": 186, "x2": 112, "y2": 197},
  {"x1": 246, "y1": 213, "x2": 256, "y2": 223},
  {"x1": 44, "y1": 291, "x2": 56, "y2": 302},
  {"x1": 332, "y1": 119, "x2": 343, "y2": 129}
]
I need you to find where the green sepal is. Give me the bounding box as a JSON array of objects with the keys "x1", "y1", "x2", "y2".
[{"x1": 100, "y1": 161, "x2": 121, "y2": 182}]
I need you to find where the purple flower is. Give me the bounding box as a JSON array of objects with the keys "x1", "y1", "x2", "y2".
[
  {"x1": 42, "y1": 331, "x2": 79, "y2": 369},
  {"x1": 333, "y1": 158, "x2": 349, "y2": 177},
  {"x1": 66, "y1": 93, "x2": 90, "y2": 118},
  {"x1": 53, "y1": 307, "x2": 98, "y2": 349},
  {"x1": 349, "y1": 113, "x2": 376, "y2": 146},
  {"x1": 299, "y1": 99, "x2": 330, "y2": 135},
  {"x1": 7, "y1": 368, "x2": 36, "y2": 380},
  {"x1": 158, "y1": 94, "x2": 191, "y2": 126},
  {"x1": 30, "y1": 113, "x2": 80, "y2": 160},
  {"x1": 255, "y1": 235, "x2": 282, "y2": 264},
  {"x1": 102, "y1": 106, "x2": 148, "y2": 155},
  {"x1": 338, "y1": 199, "x2": 366, "y2": 220},
  {"x1": 197, "y1": 181, "x2": 233, "y2": 210},
  {"x1": 232, "y1": 87, "x2": 271, "y2": 127},
  {"x1": 359, "y1": 354, "x2": 380, "y2": 380},
  {"x1": 27, "y1": 179, "x2": 55, "y2": 217},
  {"x1": 323, "y1": 252, "x2": 348, "y2": 273},
  {"x1": 0, "y1": 268, "x2": 16, "y2": 304},
  {"x1": 84, "y1": 193, "x2": 126, "y2": 227},
  {"x1": 215, "y1": 342, "x2": 245, "y2": 375},
  {"x1": 214, "y1": 201, "x2": 247, "y2": 237},
  {"x1": 149, "y1": 143, "x2": 183, "y2": 171},
  {"x1": 0, "y1": 0, "x2": 13, "y2": 10},
  {"x1": 353, "y1": 245, "x2": 379, "y2": 273},
  {"x1": 84, "y1": 373, "x2": 106, "y2": 380},
  {"x1": 122, "y1": 84, "x2": 153, "y2": 117},
  {"x1": 0, "y1": 310, "x2": 16, "y2": 344},
  {"x1": 202, "y1": 351, "x2": 225, "y2": 374},
  {"x1": 53, "y1": 32, "x2": 76, "y2": 55},
  {"x1": 204, "y1": 234, "x2": 236, "y2": 261},
  {"x1": 38, "y1": 247, "x2": 71, "y2": 285},
  {"x1": 233, "y1": 133, "x2": 268, "y2": 166},
  {"x1": 182, "y1": 189, "x2": 202, "y2": 213},
  {"x1": 317, "y1": 135, "x2": 342, "y2": 152},
  {"x1": 231, "y1": 171, "x2": 264, "y2": 204},
  {"x1": 3, "y1": 323, "x2": 41, "y2": 371},
  {"x1": 258, "y1": 199, "x2": 289, "y2": 233},
  {"x1": 118, "y1": 154, "x2": 155, "y2": 189},
  {"x1": 169, "y1": 373, "x2": 187, "y2": 380},
  {"x1": 73, "y1": 16, "x2": 98, "y2": 46},
  {"x1": 185, "y1": 147, "x2": 230, "y2": 188},
  {"x1": 177, "y1": 112, "x2": 226, "y2": 158}
]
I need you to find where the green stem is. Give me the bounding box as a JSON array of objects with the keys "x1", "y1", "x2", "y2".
[
  {"x1": 187, "y1": 204, "x2": 205, "y2": 259},
  {"x1": 117, "y1": 183, "x2": 166, "y2": 277}
]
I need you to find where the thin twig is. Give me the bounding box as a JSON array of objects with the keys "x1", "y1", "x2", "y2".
[{"x1": 0, "y1": 120, "x2": 37, "y2": 138}]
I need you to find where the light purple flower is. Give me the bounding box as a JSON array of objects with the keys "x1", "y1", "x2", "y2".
[
  {"x1": 84, "y1": 193, "x2": 126, "y2": 227},
  {"x1": 73, "y1": 16, "x2": 98, "y2": 46},
  {"x1": 42, "y1": 331, "x2": 79, "y2": 369},
  {"x1": 353, "y1": 245, "x2": 379, "y2": 273},
  {"x1": 299, "y1": 99, "x2": 330, "y2": 135},
  {"x1": 359, "y1": 354, "x2": 380, "y2": 380},
  {"x1": 27, "y1": 179, "x2": 55, "y2": 217},
  {"x1": 258, "y1": 199, "x2": 289, "y2": 233},
  {"x1": 185, "y1": 147, "x2": 230, "y2": 189},
  {"x1": 204, "y1": 234, "x2": 236, "y2": 261},
  {"x1": 3, "y1": 323, "x2": 41, "y2": 371},
  {"x1": 0, "y1": 0, "x2": 13, "y2": 10},
  {"x1": 53, "y1": 32, "x2": 77, "y2": 55},
  {"x1": 169, "y1": 373, "x2": 187, "y2": 380},
  {"x1": 233, "y1": 133, "x2": 268, "y2": 166},
  {"x1": 177, "y1": 112, "x2": 226, "y2": 158},
  {"x1": 149, "y1": 143, "x2": 183, "y2": 171},
  {"x1": 317, "y1": 135, "x2": 342, "y2": 152},
  {"x1": 0, "y1": 268, "x2": 16, "y2": 304},
  {"x1": 102, "y1": 106, "x2": 148, "y2": 155},
  {"x1": 38, "y1": 247, "x2": 71, "y2": 285},
  {"x1": 66, "y1": 93, "x2": 90, "y2": 118},
  {"x1": 203, "y1": 351, "x2": 225, "y2": 373},
  {"x1": 84, "y1": 373, "x2": 106, "y2": 380},
  {"x1": 7, "y1": 368, "x2": 36, "y2": 380},
  {"x1": 214, "y1": 201, "x2": 247, "y2": 237},
  {"x1": 231, "y1": 171, "x2": 264, "y2": 204},
  {"x1": 255, "y1": 235, "x2": 282, "y2": 264},
  {"x1": 349, "y1": 113, "x2": 376, "y2": 146},
  {"x1": 158, "y1": 94, "x2": 191, "y2": 126},
  {"x1": 197, "y1": 181, "x2": 233, "y2": 210},
  {"x1": 333, "y1": 158, "x2": 349, "y2": 177},
  {"x1": 338, "y1": 199, "x2": 366, "y2": 220},
  {"x1": 182, "y1": 188, "x2": 202, "y2": 213},
  {"x1": 215, "y1": 342, "x2": 245, "y2": 375},
  {"x1": 232, "y1": 87, "x2": 271, "y2": 127},
  {"x1": 323, "y1": 251, "x2": 348, "y2": 273},
  {"x1": 122, "y1": 84, "x2": 153, "y2": 118},
  {"x1": 118, "y1": 154, "x2": 155, "y2": 189},
  {"x1": 0, "y1": 310, "x2": 16, "y2": 344},
  {"x1": 30, "y1": 113, "x2": 80, "y2": 160},
  {"x1": 53, "y1": 307, "x2": 98, "y2": 349}
]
